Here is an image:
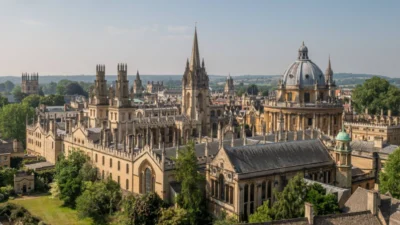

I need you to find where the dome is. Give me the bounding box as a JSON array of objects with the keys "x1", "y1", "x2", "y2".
[
  {"x1": 336, "y1": 130, "x2": 351, "y2": 142},
  {"x1": 281, "y1": 42, "x2": 326, "y2": 88}
]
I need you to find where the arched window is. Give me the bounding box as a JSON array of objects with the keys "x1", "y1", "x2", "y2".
[
  {"x1": 304, "y1": 92, "x2": 310, "y2": 103},
  {"x1": 261, "y1": 181, "x2": 266, "y2": 202},
  {"x1": 219, "y1": 174, "x2": 225, "y2": 201},
  {"x1": 267, "y1": 181, "x2": 272, "y2": 201},
  {"x1": 145, "y1": 168, "x2": 153, "y2": 193}
]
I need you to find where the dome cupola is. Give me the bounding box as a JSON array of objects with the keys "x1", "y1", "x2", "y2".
[{"x1": 298, "y1": 41, "x2": 309, "y2": 60}]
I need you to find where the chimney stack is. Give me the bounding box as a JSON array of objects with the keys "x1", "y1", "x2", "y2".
[
  {"x1": 367, "y1": 191, "x2": 379, "y2": 215},
  {"x1": 304, "y1": 202, "x2": 314, "y2": 225}
]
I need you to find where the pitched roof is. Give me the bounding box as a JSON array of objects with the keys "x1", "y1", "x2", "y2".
[
  {"x1": 343, "y1": 187, "x2": 400, "y2": 225},
  {"x1": 224, "y1": 139, "x2": 333, "y2": 174}
]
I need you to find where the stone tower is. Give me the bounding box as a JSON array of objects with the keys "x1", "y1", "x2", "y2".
[
  {"x1": 182, "y1": 27, "x2": 210, "y2": 135},
  {"x1": 224, "y1": 74, "x2": 235, "y2": 96},
  {"x1": 21, "y1": 73, "x2": 39, "y2": 95},
  {"x1": 325, "y1": 56, "x2": 336, "y2": 97},
  {"x1": 334, "y1": 128, "x2": 352, "y2": 189},
  {"x1": 115, "y1": 63, "x2": 130, "y2": 107},
  {"x1": 93, "y1": 64, "x2": 108, "y2": 105},
  {"x1": 133, "y1": 70, "x2": 144, "y2": 95}
]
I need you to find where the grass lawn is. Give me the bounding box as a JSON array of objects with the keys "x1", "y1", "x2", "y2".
[{"x1": 8, "y1": 195, "x2": 93, "y2": 225}]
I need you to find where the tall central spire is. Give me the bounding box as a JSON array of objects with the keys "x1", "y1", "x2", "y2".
[{"x1": 190, "y1": 27, "x2": 201, "y2": 70}]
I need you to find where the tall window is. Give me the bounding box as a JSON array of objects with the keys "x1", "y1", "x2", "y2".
[
  {"x1": 250, "y1": 184, "x2": 255, "y2": 214},
  {"x1": 95, "y1": 154, "x2": 98, "y2": 163},
  {"x1": 102, "y1": 156, "x2": 105, "y2": 165},
  {"x1": 145, "y1": 168, "x2": 153, "y2": 193},
  {"x1": 126, "y1": 179, "x2": 129, "y2": 190},
  {"x1": 244, "y1": 184, "x2": 249, "y2": 221},
  {"x1": 110, "y1": 158, "x2": 112, "y2": 168},
  {"x1": 261, "y1": 181, "x2": 266, "y2": 202},
  {"x1": 219, "y1": 175, "x2": 224, "y2": 201},
  {"x1": 118, "y1": 161, "x2": 120, "y2": 171},
  {"x1": 126, "y1": 164, "x2": 129, "y2": 174}
]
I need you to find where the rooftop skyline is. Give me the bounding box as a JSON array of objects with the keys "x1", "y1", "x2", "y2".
[{"x1": 0, "y1": 0, "x2": 399, "y2": 77}]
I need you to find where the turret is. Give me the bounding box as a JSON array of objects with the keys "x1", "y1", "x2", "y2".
[{"x1": 334, "y1": 128, "x2": 352, "y2": 188}]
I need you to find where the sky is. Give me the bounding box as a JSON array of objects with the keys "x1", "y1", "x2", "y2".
[{"x1": 0, "y1": 0, "x2": 399, "y2": 77}]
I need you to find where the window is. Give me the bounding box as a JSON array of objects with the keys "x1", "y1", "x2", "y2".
[
  {"x1": 126, "y1": 179, "x2": 129, "y2": 190},
  {"x1": 126, "y1": 164, "x2": 129, "y2": 174},
  {"x1": 110, "y1": 158, "x2": 112, "y2": 168},
  {"x1": 250, "y1": 184, "x2": 255, "y2": 214},
  {"x1": 304, "y1": 92, "x2": 310, "y2": 103},
  {"x1": 287, "y1": 92, "x2": 292, "y2": 102},
  {"x1": 261, "y1": 181, "x2": 266, "y2": 202},
  {"x1": 118, "y1": 176, "x2": 120, "y2": 185},
  {"x1": 102, "y1": 170, "x2": 104, "y2": 179},
  {"x1": 219, "y1": 175, "x2": 225, "y2": 201},
  {"x1": 145, "y1": 168, "x2": 153, "y2": 193},
  {"x1": 102, "y1": 156, "x2": 105, "y2": 165},
  {"x1": 118, "y1": 161, "x2": 120, "y2": 171},
  {"x1": 110, "y1": 173, "x2": 112, "y2": 179},
  {"x1": 95, "y1": 154, "x2": 98, "y2": 163}
]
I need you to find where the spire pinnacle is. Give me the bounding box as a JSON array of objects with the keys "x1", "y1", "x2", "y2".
[{"x1": 189, "y1": 26, "x2": 201, "y2": 70}]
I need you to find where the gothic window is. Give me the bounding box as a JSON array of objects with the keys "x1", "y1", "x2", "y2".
[
  {"x1": 95, "y1": 154, "x2": 98, "y2": 163},
  {"x1": 261, "y1": 181, "x2": 266, "y2": 202},
  {"x1": 126, "y1": 179, "x2": 129, "y2": 190},
  {"x1": 110, "y1": 158, "x2": 112, "y2": 168},
  {"x1": 229, "y1": 187, "x2": 234, "y2": 204},
  {"x1": 219, "y1": 174, "x2": 224, "y2": 201},
  {"x1": 126, "y1": 164, "x2": 129, "y2": 174},
  {"x1": 118, "y1": 176, "x2": 120, "y2": 185},
  {"x1": 250, "y1": 184, "x2": 255, "y2": 214},
  {"x1": 145, "y1": 168, "x2": 153, "y2": 193},
  {"x1": 267, "y1": 181, "x2": 272, "y2": 201},
  {"x1": 244, "y1": 184, "x2": 249, "y2": 221},
  {"x1": 287, "y1": 92, "x2": 292, "y2": 101},
  {"x1": 102, "y1": 156, "x2": 105, "y2": 165},
  {"x1": 118, "y1": 161, "x2": 120, "y2": 171}
]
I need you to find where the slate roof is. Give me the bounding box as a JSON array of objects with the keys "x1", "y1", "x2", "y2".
[
  {"x1": 343, "y1": 187, "x2": 400, "y2": 225},
  {"x1": 224, "y1": 139, "x2": 334, "y2": 174},
  {"x1": 351, "y1": 140, "x2": 398, "y2": 154}
]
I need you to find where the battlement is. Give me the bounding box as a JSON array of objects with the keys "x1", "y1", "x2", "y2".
[
  {"x1": 22, "y1": 73, "x2": 39, "y2": 81},
  {"x1": 96, "y1": 64, "x2": 105, "y2": 75},
  {"x1": 117, "y1": 63, "x2": 127, "y2": 73}
]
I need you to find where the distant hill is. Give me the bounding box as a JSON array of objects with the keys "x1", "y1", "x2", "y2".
[{"x1": 0, "y1": 73, "x2": 399, "y2": 88}]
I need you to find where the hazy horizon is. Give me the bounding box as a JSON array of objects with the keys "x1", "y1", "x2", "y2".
[{"x1": 0, "y1": 1, "x2": 399, "y2": 77}]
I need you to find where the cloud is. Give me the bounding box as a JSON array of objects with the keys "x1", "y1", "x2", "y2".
[
  {"x1": 20, "y1": 19, "x2": 44, "y2": 27},
  {"x1": 167, "y1": 25, "x2": 190, "y2": 33}
]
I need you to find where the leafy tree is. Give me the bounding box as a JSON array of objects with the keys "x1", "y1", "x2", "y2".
[
  {"x1": 0, "y1": 103, "x2": 35, "y2": 146},
  {"x1": 0, "y1": 93, "x2": 8, "y2": 108},
  {"x1": 247, "y1": 84, "x2": 259, "y2": 95},
  {"x1": 40, "y1": 94, "x2": 65, "y2": 106},
  {"x1": 249, "y1": 174, "x2": 339, "y2": 223},
  {"x1": 352, "y1": 77, "x2": 400, "y2": 115},
  {"x1": 10, "y1": 157, "x2": 24, "y2": 169},
  {"x1": 174, "y1": 141, "x2": 207, "y2": 225},
  {"x1": 249, "y1": 201, "x2": 273, "y2": 223},
  {"x1": 0, "y1": 168, "x2": 17, "y2": 186},
  {"x1": 157, "y1": 207, "x2": 189, "y2": 225},
  {"x1": 11, "y1": 85, "x2": 27, "y2": 102},
  {"x1": 380, "y1": 147, "x2": 400, "y2": 198},
  {"x1": 214, "y1": 211, "x2": 238, "y2": 225},
  {"x1": 22, "y1": 94, "x2": 41, "y2": 108},
  {"x1": 42, "y1": 82, "x2": 57, "y2": 95},
  {"x1": 3, "y1": 81, "x2": 15, "y2": 93},
  {"x1": 76, "y1": 179, "x2": 122, "y2": 224},
  {"x1": 65, "y1": 82, "x2": 88, "y2": 97},
  {"x1": 116, "y1": 192, "x2": 165, "y2": 225},
  {"x1": 56, "y1": 79, "x2": 73, "y2": 95},
  {"x1": 55, "y1": 151, "x2": 97, "y2": 207},
  {"x1": 38, "y1": 87, "x2": 45, "y2": 96}
]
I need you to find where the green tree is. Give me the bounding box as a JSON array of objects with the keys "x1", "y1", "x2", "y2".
[
  {"x1": 65, "y1": 82, "x2": 88, "y2": 97},
  {"x1": 42, "y1": 82, "x2": 57, "y2": 95},
  {"x1": 0, "y1": 103, "x2": 35, "y2": 146},
  {"x1": 40, "y1": 94, "x2": 65, "y2": 106},
  {"x1": 214, "y1": 211, "x2": 238, "y2": 225},
  {"x1": 55, "y1": 151, "x2": 97, "y2": 207},
  {"x1": 22, "y1": 94, "x2": 41, "y2": 108},
  {"x1": 117, "y1": 192, "x2": 165, "y2": 225},
  {"x1": 56, "y1": 79, "x2": 73, "y2": 95},
  {"x1": 0, "y1": 93, "x2": 8, "y2": 108},
  {"x1": 157, "y1": 207, "x2": 189, "y2": 225},
  {"x1": 249, "y1": 201, "x2": 273, "y2": 223},
  {"x1": 380, "y1": 147, "x2": 400, "y2": 198},
  {"x1": 11, "y1": 85, "x2": 27, "y2": 102},
  {"x1": 4, "y1": 81, "x2": 15, "y2": 93},
  {"x1": 76, "y1": 179, "x2": 122, "y2": 224},
  {"x1": 305, "y1": 183, "x2": 339, "y2": 216},
  {"x1": 0, "y1": 168, "x2": 17, "y2": 186},
  {"x1": 174, "y1": 141, "x2": 207, "y2": 225},
  {"x1": 352, "y1": 76, "x2": 400, "y2": 115},
  {"x1": 247, "y1": 84, "x2": 259, "y2": 95}
]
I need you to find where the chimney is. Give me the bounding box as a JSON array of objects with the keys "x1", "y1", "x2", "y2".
[
  {"x1": 367, "y1": 191, "x2": 379, "y2": 215},
  {"x1": 374, "y1": 136, "x2": 383, "y2": 149},
  {"x1": 304, "y1": 202, "x2": 314, "y2": 225}
]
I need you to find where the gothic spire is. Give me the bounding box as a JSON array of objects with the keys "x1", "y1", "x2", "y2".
[
  {"x1": 190, "y1": 26, "x2": 201, "y2": 70},
  {"x1": 325, "y1": 55, "x2": 333, "y2": 83},
  {"x1": 136, "y1": 70, "x2": 140, "y2": 79}
]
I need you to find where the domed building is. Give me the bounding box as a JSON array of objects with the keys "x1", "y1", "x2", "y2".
[{"x1": 263, "y1": 42, "x2": 343, "y2": 136}]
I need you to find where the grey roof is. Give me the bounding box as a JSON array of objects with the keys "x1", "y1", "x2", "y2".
[
  {"x1": 225, "y1": 139, "x2": 333, "y2": 174},
  {"x1": 0, "y1": 140, "x2": 13, "y2": 154},
  {"x1": 350, "y1": 140, "x2": 398, "y2": 154},
  {"x1": 304, "y1": 179, "x2": 351, "y2": 207},
  {"x1": 343, "y1": 187, "x2": 400, "y2": 225}
]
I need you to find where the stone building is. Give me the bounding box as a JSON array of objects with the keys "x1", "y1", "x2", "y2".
[
  {"x1": 14, "y1": 171, "x2": 35, "y2": 194},
  {"x1": 344, "y1": 110, "x2": 400, "y2": 145},
  {"x1": 21, "y1": 73, "x2": 39, "y2": 95},
  {"x1": 263, "y1": 43, "x2": 343, "y2": 136},
  {"x1": 132, "y1": 71, "x2": 145, "y2": 95},
  {"x1": 147, "y1": 81, "x2": 165, "y2": 93},
  {"x1": 224, "y1": 74, "x2": 235, "y2": 97},
  {"x1": 0, "y1": 139, "x2": 25, "y2": 168}
]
